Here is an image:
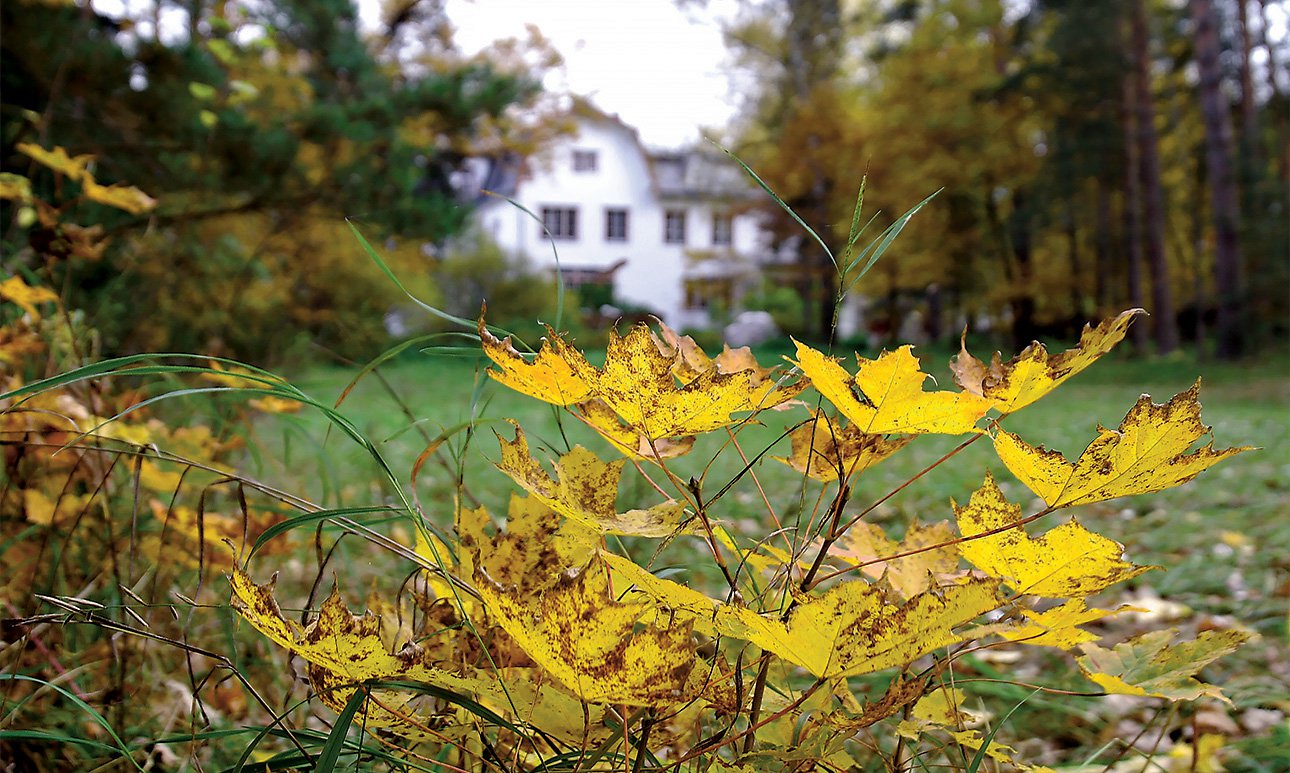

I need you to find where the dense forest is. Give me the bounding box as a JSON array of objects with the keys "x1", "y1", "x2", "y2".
[{"x1": 719, "y1": 0, "x2": 1287, "y2": 357}]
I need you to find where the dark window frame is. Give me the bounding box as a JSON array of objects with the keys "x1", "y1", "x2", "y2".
[
  {"x1": 605, "y1": 208, "x2": 629, "y2": 241},
  {"x1": 664, "y1": 210, "x2": 687, "y2": 244},
  {"x1": 541, "y1": 206, "x2": 579, "y2": 240}
]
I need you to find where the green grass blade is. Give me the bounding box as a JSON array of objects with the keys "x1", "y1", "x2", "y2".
[
  {"x1": 480, "y1": 191, "x2": 567, "y2": 332},
  {"x1": 0, "y1": 674, "x2": 144, "y2": 770},
  {"x1": 316, "y1": 686, "x2": 367, "y2": 770},
  {"x1": 0, "y1": 729, "x2": 121, "y2": 754},
  {"x1": 346, "y1": 219, "x2": 476, "y2": 330},
  {"x1": 965, "y1": 687, "x2": 1042, "y2": 773},
  {"x1": 841, "y1": 188, "x2": 939, "y2": 295},
  {"x1": 717, "y1": 144, "x2": 836, "y2": 269},
  {"x1": 247, "y1": 505, "x2": 404, "y2": 559}
]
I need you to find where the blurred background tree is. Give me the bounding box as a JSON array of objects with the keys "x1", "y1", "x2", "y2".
[
  {"x1": 713, "y1": 0, "x2": 1287, "y2": 357},
  {"x1": 1, "y1": 0, "x2": 565, "y2": 362}
]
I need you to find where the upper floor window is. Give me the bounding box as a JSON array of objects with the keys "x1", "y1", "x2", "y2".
[
  {"x1": 541, "y1": 206, "x2": 578, "y2": 240},
  {"x1": 664, "y1": 210, "x2": 687, "y2": 244},
  {"x1": 605, "y1": 208, "x2": 629, "y2": 241},
  {"x1": 572, "y1": 150, "x2": 598, "y2": 172},
  {"x1": 712, "y1": 213, "x2": 733, "y2": 246}
]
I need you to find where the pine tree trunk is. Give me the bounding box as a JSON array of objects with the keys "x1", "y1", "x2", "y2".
[
  {"x1": 1192, "y1": 0, "x2": 1246, "y2": 359},
  {"x1": 1131, "y1": 0, "x2": 1180, "y2": 354}
]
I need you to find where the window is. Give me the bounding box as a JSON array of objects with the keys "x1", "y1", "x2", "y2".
[
  {"x1": 684, "y1": 278, "x2": 734, "y2": 311},
  {"x1": 541, "y1": 207, "x2": 578, "y2": 240},
  {"x1": 573, "y1": 149, "x2": 598, "y2": 172},
  {"x1": 712, "y1": 213, "x2": 733, "y2": 246},
  {"x1": 605, "y1": 208, "x2": 629, "y2": 241},
  {"x1": 664, "y1": 210, "x2": 687, "y2": 244}
]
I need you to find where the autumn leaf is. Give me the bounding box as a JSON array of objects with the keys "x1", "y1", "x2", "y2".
[
  {"x1": 452, "y1": 494, "x2": 597, "y2": 596},
  {"x1": 994, "y1": 383, "x2": 1252, "y2": 508},
  {"x1": 476, "y1": 563, "x2": 696, "y2": 706},
  {"x1": 793, "y1": 341, "x2": 995, "y2": 434},
  {"x1": 951, "y1": 309, "x2": 1145, "y2": 414},
  {"x1": 83, "y1": 179, "x2": 157, "y2": 214},
  {"x1": 822, "y1": 674, "x2": 931, "y2": 732},
  {"x1": 829, "y1": 520, "x2": 960, "y2": 600},
  {"x1": 897, "y1": 688, "x2": 1056, "y2": 773},
  {"x1": 999, "y1": 599, "x2": 1142, "y2": 649},
  {"x1": 601, "y1": 551, "x2": 725, "y2": 636},
  {"x1": 230, "y1": 569, "x2": 604, "y2": 739},
  {"x1": 604, "y1": 552, "x2": 999, "y2": 677},
  {"x1": 494, "y1": 424, "x2": 689, "y2": 537},
  {"x1": 479, "y1": 317, "x2": 594, "y2": 405},
  {"x1": 1077, "y1": 628, "x2": 1253, "y2": 703},
  {"x1": 897, "y1": 691, "x2": 1057, "y2": 773},
  {"x1": 576, "y1": 398, "x2": 695, "y2": 463},
  {"x1": 1, "y1": 275, "x2": 59, "y2": 322},
  {"x1": 17, "y1": 143, "x2": 95, "y2": 183},
  {"x1": 230, "y1": 569, "x2": 470, "y2": 729},
  {"x1": 594, "y1": 323, "x2": 803, "y2": 437},
  {"x1": 773, "y1": 410, "x2": 913, "y2": 482},
  {"x1": 653, "y1": 319, "x2": 775, "y2": 385},
  {"x1": 482, "y1": 314, "x2": 802, "y2": 438},
  {"x1": 0, "y1": 173, "x2": 32, "y2": 202},
  {"x1": 954, "y1": 474, "x2": 1155, "y2": 597},
  {"x1": 721, "y1": 576, "x2": 1001, "y2": 679}
]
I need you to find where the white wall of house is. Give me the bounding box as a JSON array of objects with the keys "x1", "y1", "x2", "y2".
[{"x1": 474, "y1": 113, "x2": 765, "y2": 329}]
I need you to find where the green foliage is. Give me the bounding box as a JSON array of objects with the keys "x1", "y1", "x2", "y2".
[
  {"x1": 430, "y1": 229, "x2": 573, "y2": 343},
  {"x1": 1, "y1": 0, "x2": 561, "y2": 363}
]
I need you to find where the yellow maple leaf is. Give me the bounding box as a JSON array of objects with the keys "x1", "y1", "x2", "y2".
[
  {"x1": 773, "y1": 410, "x2": 913, "y2": 482},
  {"x1": 1, "y1": 275, "x2": 59, "y2": 322},
  {"x1": 230, "y1": 569, "x2": 603, "y2": 739},
  {"x1": 897, "y1": 688, "x2": 1057, "y2": 773},
  {"x1": 994, "y1": 382, "x2": 1252, "y2": 508},
  {"x1": 0, "y1": 173, "x2": 32, "y2": 203},
  {"x1": 17, "y1": 143, "x2": 95, "y2": 183},
  {"x1": 451, "y1": 494, "x2": 597, "y2": 596},
  {"x1": 717, "y1": 576, "x2": 1000, "y2": 679},
  {"x1": 653, "y1": 319, "x2": 775, "y2": 385},
  {"x1": 594, "y1": 324, "x2": 802, "y2": 437},
  {"x1": 479, "y1": 318, "x2": 595, "y2": 405},
  {"x1": 494, "y1": 424, "x2": 689, "y2": 537},
  {"x1": 613, "y1": 552, "x2": 998, "y2": 679},
  {"x1": 951, "y1": 309, "x2": 1145, "y2": 414},
  {"x1": 476, "y1": 563, "x2": 696, "y2": 706},
  {"x1": 829, "y1": 520, "x2": 960, "y2": 600},
  {"x1": 999, "y1": 599, "x2": 1141, "y2": 649},
  {"x1": 793, "y1": 342, "x2": 995, "y2": 435},
  {"x1": 1076, "y1": 628, "x2": 1253, "y2": 703},
  {"x1": 83, "y1": 179, "x2": 157, "y2": 214},
  {"x1": 954, "y1": 474, "x2": 1155, "y2": 597},
  {"x1": 576, "y1": 398, "x2": 695, "y2": 463},
  {"x1": 482, "y1": 315, "x2": 802, "y2": 438},
  {"x1": 602, "y1": 553, "x2": 999, "y2": 678},
  {"x1": 600, "y1": 551, "x2": 725, "y2": 637}
]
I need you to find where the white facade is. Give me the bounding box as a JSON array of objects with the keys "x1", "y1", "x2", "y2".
[{"x1": 472, "y1": 110, "x2": 765, "y2": 329}]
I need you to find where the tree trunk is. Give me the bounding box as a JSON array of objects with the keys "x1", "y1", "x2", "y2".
[
  {"x1": 1121, "y1": 73, "x2": 1151, "y2": 354},
  {"x1": 1094, "y1": 182, "x2": 1113, "y2": 312},
  {"x1": 783, "y1": 0, "x2": 843, "y2": 340},
  {"x1": 1009, "y1": 190, "x2": 1037, "y2": 351},
  {"x1": 1192, "y1": 0, "x2": 1246, "y2": 359},
  {"x1": 1131, "y1": 0, "x2": 1180, "y2": 354}
]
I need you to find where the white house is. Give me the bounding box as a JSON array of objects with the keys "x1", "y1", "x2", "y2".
[{"x1": 470, "y1": 103, "x2": 767, "y2": 330}]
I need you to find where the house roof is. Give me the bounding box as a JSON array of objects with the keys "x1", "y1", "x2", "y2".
[
  {"x1": 465, "y1": 96, "x2": 756, "y2": 205},
  {"x1": 649, "y1": 148, "x2": 758, "y2": 202}
]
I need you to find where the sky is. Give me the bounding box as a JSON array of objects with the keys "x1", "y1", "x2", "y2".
[{"x1": 440, "y1": 0, "x2": 739, "y2": 148}]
